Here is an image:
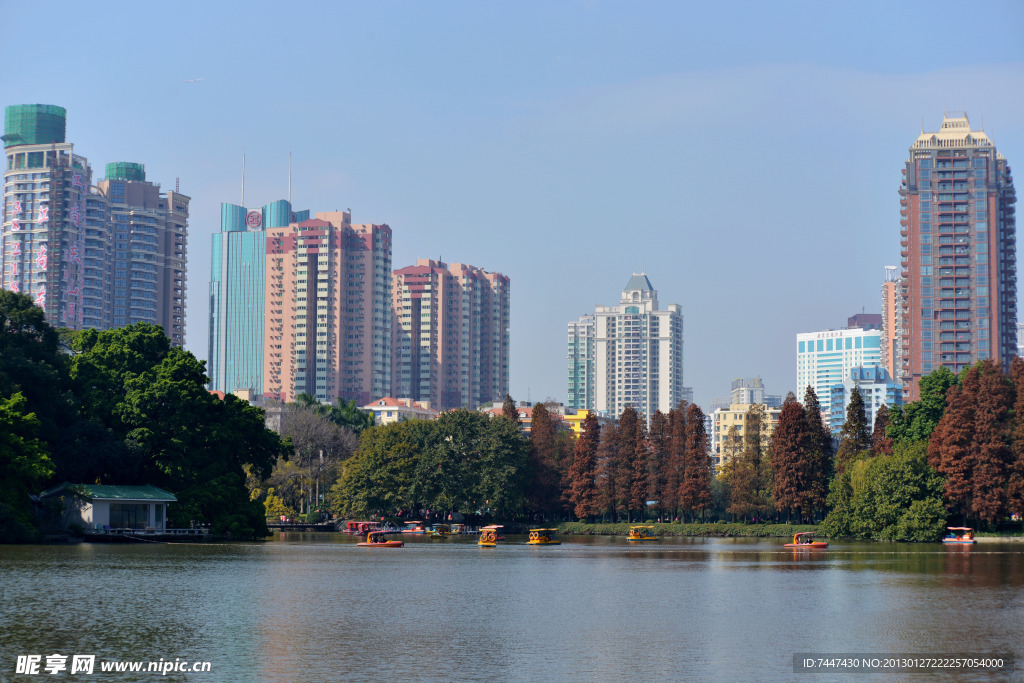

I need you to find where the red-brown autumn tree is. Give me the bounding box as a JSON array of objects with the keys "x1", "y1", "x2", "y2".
[
  {"x1": 567, "y1": 412, "x2": 601, "y2": 520},
  {"x1": 678, "y1": 403, "x2": 712, "y2": 521},
  {"x1": 771, "y1": 392, "x2": 808, "y2": 521}
]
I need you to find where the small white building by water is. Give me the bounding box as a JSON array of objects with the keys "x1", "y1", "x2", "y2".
[{"x1": 40, "y1": 483, "x2": 176, "y2": 531}]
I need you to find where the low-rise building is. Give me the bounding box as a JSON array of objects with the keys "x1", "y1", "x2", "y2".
[
  {"x1": 828, "y1": 366, "x2": 903, "y2": 435},
  {"x1": 362, "y1": 397, "x2": 438, "y2": 425}
]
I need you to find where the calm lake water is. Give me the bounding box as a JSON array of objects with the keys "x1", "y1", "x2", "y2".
[{"x1": 1, "y1": 534, "x2": 1021, "y2": 682}]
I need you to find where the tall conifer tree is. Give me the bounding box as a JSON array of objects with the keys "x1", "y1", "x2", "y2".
[
  {"x1": 835, "y1": 386, "x2": 871, "y2": 474},
  {"x1": 770, "y1": 392, "x2": 807, "y2": 521},
  {"x1": 568, "y1": 412, "x2": 601, "y2": 520},
  {"x1": 871, "y1": 403, "x2": 894, "y2": 456},
  {"x1": 802, "y1": 386, "x2": 832, "y2": 519},
  {"x1": 679, "y1": 403, "x2": 712, "y2": 521},
  {"x1": 595, "y1": 422, "x2": 620, "y2": 521},
  {"x1": 1009, "y1": 358, "x2": 1024, "y2": 525}
]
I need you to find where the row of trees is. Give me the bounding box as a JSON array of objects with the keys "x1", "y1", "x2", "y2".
[{"x1": 0, "y1": 291, "x2": 290, "y2": 541}]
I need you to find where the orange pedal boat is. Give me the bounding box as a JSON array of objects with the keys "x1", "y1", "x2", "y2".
[
  {"x1": 784, "y1": 531, "x2": 827, "y2": 549},
  {"x1": 357, "y1": 531, "x2": 404, "y2": 548}
]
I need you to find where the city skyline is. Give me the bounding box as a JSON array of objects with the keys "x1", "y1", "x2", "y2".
[{"x1": 3, "y1": 2, "x2": 1023, "y2": 409}]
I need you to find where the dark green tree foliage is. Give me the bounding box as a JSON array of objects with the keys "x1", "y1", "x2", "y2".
[
  {"x1": 332, "y1": 410, "x2": 528, "y2": 519},
  {"x1": 1009, "y1": 358, "x2": 1024, "y2": 523},
  {"x1": 887, "y1": 366, "x2": 957, "y2": 445},
  {"x1": 679, "y1": 403, "x2": 712, "y2": 521},
  {"x1": 835, "y1": 386, "x2": 871, "y2": 475},
  {"x1": 70, "y1": 324, "x2": 288, "y2": 537},
  {"x1": 502, "y1": 394, "x2": 520, "y2": 424},
  {"x1": 567, "y1": 412, "x2": 601, "y2": 520},
  {"x1": 0, "y1": 291, "x2": 76, "y2": 468},
  {"x1": 527, "y1": 402, "x2": 561, "y2": 514},
  {"x1": 821, "y1": 441, "x2": 946, "y2": 541},
  {"x1": 0, "y1": 393, "x2": 53, "y2": 541},
  {"x1": 294, "y1": 392, "x2": 374, "y2": 433},
  {"x1": 871, "y1": 403, "x2": 894, "y2": 456},
  {"x1": 802, "y1": 386, "x2": 832, "y2": 518},
  {"x1": 770, "y1": 392, "x2": 807, "y2": 520}
]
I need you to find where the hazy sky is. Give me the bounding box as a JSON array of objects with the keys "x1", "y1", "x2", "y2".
[{"x1": 4, "y1": 1, "x2": 1023, "y2": 409}]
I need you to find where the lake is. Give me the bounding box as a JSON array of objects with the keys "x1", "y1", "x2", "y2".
[{"x1": 1, "y1": 534, "x2": 1021, "y2": 681}]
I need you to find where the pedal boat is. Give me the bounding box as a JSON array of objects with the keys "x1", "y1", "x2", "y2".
[
  {"x1": 402, "y1": 521, "x2": 427, "y2": 534},
  {"x1": 357, "y1": 531, "x2": 404, "y2": 547},
  {"x1": 942, "y1": 527, "x2": 976, "y2": 545},
  {"x1": 626, "y1": 525, "x2": 659, "y2": 542},
  {"x1": 527, "y1": 528, "x2": 560, "y2": 545},
  {"x1": 429, "y1": 524, "x2": 451, "y2": 539},
  {"x1": 478, "y1": 525, "x2": 502, "y2": 547},
  {"x1": 784, "y1": 532, "x2": 827, "y2": 549}
]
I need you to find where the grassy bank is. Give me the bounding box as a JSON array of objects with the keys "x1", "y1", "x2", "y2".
[{"x1": 559, "y1": 522, "x2": 820, "y2": 538}]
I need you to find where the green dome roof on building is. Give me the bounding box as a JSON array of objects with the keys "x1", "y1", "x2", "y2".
[{"x1": 623, "y1": 273, "x2": 654, "y2": 292}]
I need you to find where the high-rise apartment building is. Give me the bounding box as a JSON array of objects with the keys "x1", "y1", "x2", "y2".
[
  {"x1": 2, "y1": 105, "x2": 190, "y2": 343},
  {"x1": 263, "y1": 211, "x2": 391, "y2": 404},
  {"x1": 208, "y1": 199, "x2": 308, "y2": 395},
  {"x1": 3, "y1": 104, "x2": 92, "y2": 328},
  {"x1": 897, "y1": 113, "x2": 1017, "y2": 401},
  {"x1": 96, "y1": 163, "x2": 190, "y2": 346},
  {"x1": 567, "y1": 314, "x2": 595, "y2": 411},
  {"x1": 570, "y1": 274, "x2": 684, "y2": 421},
  {"x1": 881, "y1": 265, "x2": 899, "y2": 380},
  {"x1": 796, "y1": 327, "x2": 881, "y2": 418},
  {"x1": 391, "y1": 259, "x2": 510, "y2": 410}
]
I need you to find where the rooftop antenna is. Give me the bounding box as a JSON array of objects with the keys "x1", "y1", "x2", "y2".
[
  {"x1": 288, "y1": 150, "x2": 292, "y2": 205},
  {"x1": 175, "y1": 177, "x2": 180, "y2": 193},
  {"x1": 241, "y1": 152, "x2": 246, "y2": 207}
]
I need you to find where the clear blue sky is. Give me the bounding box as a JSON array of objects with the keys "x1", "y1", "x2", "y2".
[{"x1": 4, "y1": 1, "x2": 1023, "y2": 408}]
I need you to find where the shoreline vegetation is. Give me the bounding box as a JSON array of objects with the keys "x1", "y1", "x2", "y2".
[{"x1": 558, "y1": 522, "x2": 820, "y2": 538}]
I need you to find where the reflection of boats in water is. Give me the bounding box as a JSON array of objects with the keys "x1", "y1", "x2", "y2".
[
  {"x1": 942, "y1": 527, "x2": 976, "y2": 545},
  {"x1": 356, "y1": 531, "x2": 404, "y2": 548},
  {"x1": 626, "y1": 525, "x2": 658, "y2": 542},
  {"x1": 784, "y1": 532, "x2": 827, "y2": 549},
  {"x1": 402, "y1": 521, "x2": 427, "y2": 534},
  {"x1": 527, "y1": 528, "x2": 560, "y2": 545},
  {"x1": 478, "y1": 525, "x2": 502, "y2": 547},
  {"x1": 429, "y1": 524, "x2": 451, "y2": 539}
]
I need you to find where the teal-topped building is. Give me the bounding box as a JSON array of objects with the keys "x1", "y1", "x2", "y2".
[{"x1": 208, "y1": 199, "x2": 308, "y2": 395}]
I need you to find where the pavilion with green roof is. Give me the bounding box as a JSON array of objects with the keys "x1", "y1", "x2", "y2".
[{"x1": 40, "y1": 483, "x2": 177, "y2": 533}]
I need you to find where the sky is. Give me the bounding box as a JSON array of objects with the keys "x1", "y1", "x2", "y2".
[{"x1": 4, "y1": 1, "x2": 1023, "y2": 409}]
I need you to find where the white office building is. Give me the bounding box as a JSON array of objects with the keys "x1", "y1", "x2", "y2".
[{"x1": 796, "y1": 327, "x2": 882, "y2": 418}]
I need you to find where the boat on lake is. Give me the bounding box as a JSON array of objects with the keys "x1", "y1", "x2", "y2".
[
  {"x1": 430, "y1": 524, "x2": 451, "y2": 539},
  {"x1": 356, "y1": 531, "x2": 404, "y2": 548},
  {"x1": 343, "y1": 521, "x2": 381, "y2": 535},
  {"x1": 478, "y1": 525, "x2": 502, "y2": 547},
  {"x1": 402, "y1": 521, "x2": 427, "y2": 534},
  {"x1": 626, "y1": 525, "x2": 659, "y2": 542},
  {"x1": 942, "y1": 527, "x2": 976, "y2": 545},
  {"x1": 527, "y1": 528, "x2": 560, "y2": 545},
  {"x1": 784, "y1": 532, "x2": 827, "y2": 549}
]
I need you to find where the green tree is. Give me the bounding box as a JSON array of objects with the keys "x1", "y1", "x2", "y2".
[
  {"x1": 0, "y1": 393, "x2": 54, "y2": 542},
  {"x1": 71, "y1": 325, "x2": 288, "y2": 538},
  {"x1": 871, "y1": 403, "x2": 894, "y2": 456},
  {"x1": 822, "y1": 441, "x2": 946, "y2": 541},
  {"x1": 835, "y1": 386, "x2": 871, "y2": 475},
  {"x1": 887, "y1": 366, "x2": 957, "y2": 445},
  {"x1": 1008, "y1": 357, "x2": 1024, "y2": 527}
]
